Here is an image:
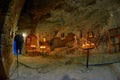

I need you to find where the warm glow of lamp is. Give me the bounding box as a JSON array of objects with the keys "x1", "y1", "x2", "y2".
[
  {"x1": 82, "y1": 42, "x2": 95, "y2": 50},
  {"x1": 40, "y1": 45, "x2": 46, "y2": 53},
  {"x1": 40, "y1": 46, "x2": 46, "y2": 49},
  {"x1": 30, "y1": 45, "x2": 36, "y2": 48},
  {"x1": 43, "y1": 37, "x2": 46, "y2": 42},
  {"x1": 22, "y1": 33, "x2": 27, "y2": 38}
]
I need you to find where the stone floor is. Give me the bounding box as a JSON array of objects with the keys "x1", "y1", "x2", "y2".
[{"x1": 10, "y1": 55, "x2": 120, "y2": 80}]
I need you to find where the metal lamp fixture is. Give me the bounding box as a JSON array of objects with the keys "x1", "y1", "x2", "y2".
[{"x1": 82, "y1": 31, "x2": 95, "y2": 68}]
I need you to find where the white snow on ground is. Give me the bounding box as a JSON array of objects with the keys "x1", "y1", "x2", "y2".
[{"x1": 10, "y1": 55, "x2": 118, "y2": 80}]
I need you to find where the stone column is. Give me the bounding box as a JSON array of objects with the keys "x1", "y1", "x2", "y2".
[{"x1": 1, "y1": 0, "x2": 25, "y2": 79}]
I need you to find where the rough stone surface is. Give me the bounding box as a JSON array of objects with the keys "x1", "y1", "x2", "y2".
[
  {"x1": 10, "y1": 55, "x2": 120, "y2": 80},
  {"x1": 18, "y1": 0, "x2": 120, "y2": 54},
  {"x1": 1, "y1": 0, "x2": 25, "y2": 79}
]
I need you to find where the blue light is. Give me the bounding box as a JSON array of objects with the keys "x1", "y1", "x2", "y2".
[{"x1": 14, "y1": 41, "x2": 17, "y2": 55}]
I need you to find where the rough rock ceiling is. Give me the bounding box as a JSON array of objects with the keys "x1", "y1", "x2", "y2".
[
  {"x1": 18, "y1": 0, "x2": 64, "y2": 30},
  {"x1": 0, "y1": 0, "x2": 11, "y2": 33},
  {"x1": 18, "y1": 0, "x2": 120, "y2": 30},
  {"x1": 0, "y1": 0, "x2": 11, "y2": 13},
  {"x1": 21, "y1": 0, "x2": 64, "y2": 20}
]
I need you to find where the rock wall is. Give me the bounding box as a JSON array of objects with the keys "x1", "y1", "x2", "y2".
[
  {"x1": 1, "y1": 0, "x2": 25, "y2": 79},
  {"x1": 18, "y1": 0, "x2": 120, "y2": 54}
]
